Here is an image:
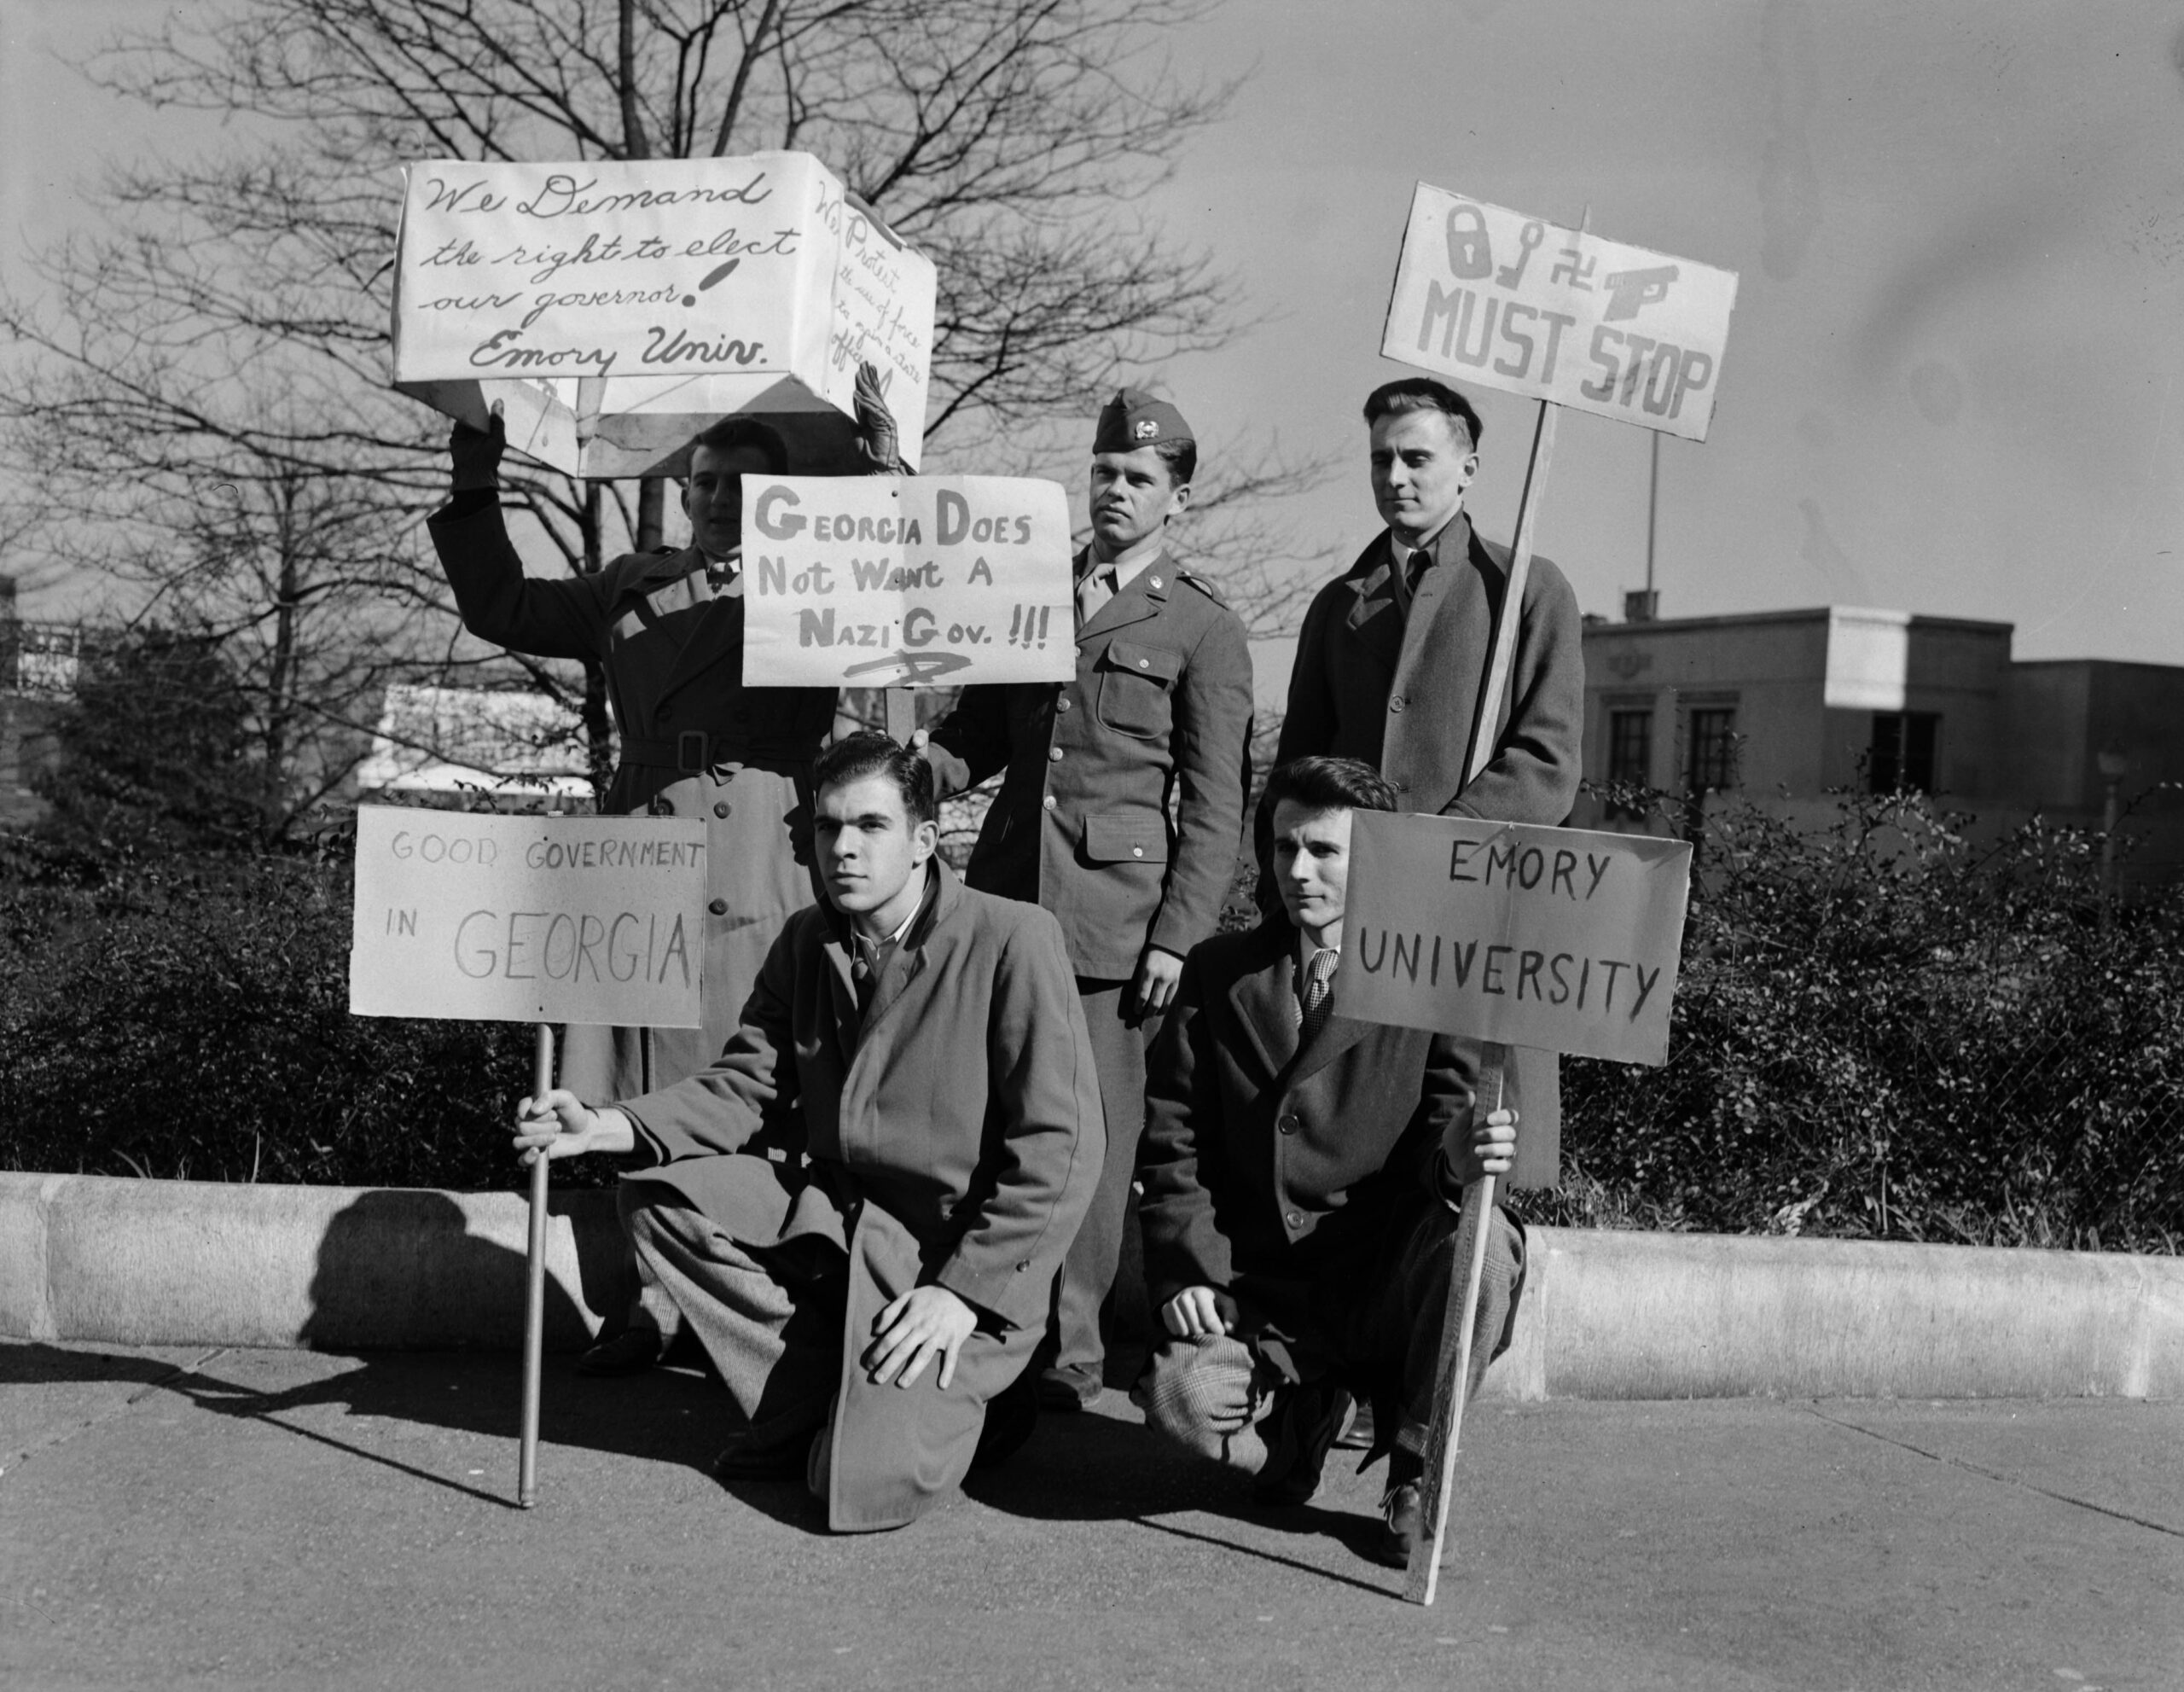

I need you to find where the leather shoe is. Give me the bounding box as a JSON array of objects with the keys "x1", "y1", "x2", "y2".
[
  {"x1": 1035, "y1": 1363, "x2": 1103, "y2": 1414},
  {"x1": 1371, "y1": 1452, "x2": 1449, "y2": 1569},
  {"x1": 712, "y1": 1435, "x2": 813, "y2": 1483},
  {"x1": 576, "y1": 1328, "x2": 665, "y2": 1376},
  {"x1": 1252, "y1": 1378, "x2": 1352, "y2": 1508}
]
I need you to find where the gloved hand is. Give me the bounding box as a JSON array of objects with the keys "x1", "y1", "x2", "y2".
[
  {"x1": 449, "y1": 407, "x2": 506, "y2": 492},
  {"x1": 853, "y1": 360, "x2": 903, "y2": 473}
]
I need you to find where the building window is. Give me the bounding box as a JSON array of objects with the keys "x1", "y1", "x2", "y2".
[
  {"x1": 1870, "y1": 712, "x2": 1938, "y2": 793},
  {"x1": 1687, "y1": 706, "x2": 1738, "y2": 794},
  {"x1": 1607, "y1": 709, "x2": 1653, "y2": 786}
]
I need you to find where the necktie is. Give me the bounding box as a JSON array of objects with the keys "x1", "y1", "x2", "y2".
[
  {"x1": 1077, "y1": 563, "x2": 1118, "y2": 625},
  {"x1": 1298, "y1": 947, "x2": 1338, "y2": 1045}
]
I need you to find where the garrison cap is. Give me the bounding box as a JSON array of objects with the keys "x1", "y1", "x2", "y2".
[{"x1": 1093, "y1": 387, "x2": 1194, "y2": 454}]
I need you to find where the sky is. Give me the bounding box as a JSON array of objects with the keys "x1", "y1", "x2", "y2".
[{"x1": 6, "y1": 0, "x2": 2184, "y2": 666}]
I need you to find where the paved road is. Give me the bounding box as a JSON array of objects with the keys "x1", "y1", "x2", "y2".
[{"x1": 3, "y1": 1341, "x2": 2180, "y2": 1690}]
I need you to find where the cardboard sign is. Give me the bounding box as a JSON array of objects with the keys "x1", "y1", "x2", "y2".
[
  {"x1": 390, "y1": 152, "x2": 935, "y2": 477},
  {"x1": 741, "y1": 474, "x2": 1076, "y2": 689},
  {"x1": 1382, "y1": 184, "x2": 1739, "y2": 442},
  {"x1": 1333, "y1": 813, "x2": 1693, "y2": 1065},
  {"x1": 348, "y1": 808, "x2": 707, "y2": 1027}
]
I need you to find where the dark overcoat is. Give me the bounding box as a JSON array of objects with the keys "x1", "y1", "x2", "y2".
[
  {"x1": 616, "y1": 860, "x2": 1105, "y2": 1532},
  {"x1": 428, "y1": 498, "x2": 837, "y2": 1098},
  {"x1": 926, "y1": 549, "x2": 1253, "y2": 980},
  {"x1": 1138, "y1": 922, "x2": 1473, "y2": 1322},
  {"x1": 1273, "y1": 512, "x2": 1584, "y2": 1158}
]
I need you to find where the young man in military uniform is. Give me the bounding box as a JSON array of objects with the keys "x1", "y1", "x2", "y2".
[{"x1": 920, "y1": 389, "x2": 1254, "y2": 1411}]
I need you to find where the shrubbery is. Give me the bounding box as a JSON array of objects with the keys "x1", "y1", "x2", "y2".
[
  {"x1": 0, "y1": 828, "x2": 572, "y2": 1192},
  {"x1": 5, "y1": 784, "x2": 2180, "y2": 1252},
  {"x1": 1531, "y1": 787, "x2": 2184, "y2": 1252}
]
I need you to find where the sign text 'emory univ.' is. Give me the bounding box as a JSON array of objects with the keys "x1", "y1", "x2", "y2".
[
  {"x1": 1382, "y1": 183, "x2": 1740, "y2": 443},
  {"x1": 739, "y1": 474, "x2": 1077, "y2": 689},
  {"x1": 348, "y1": 808, "x2": 708, "y2": 1028},
  {"x1": 1333, "y1": 812, "x2": 1695, "y2": 1066}
]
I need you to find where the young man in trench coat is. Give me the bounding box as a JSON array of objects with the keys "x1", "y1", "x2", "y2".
[
  {"x1": 514, "y1": 733, "x2": 1104, "y2": 1532},
  {"x1": 1274, "y1": 376, "x2": 1584, "y2": 1154}
]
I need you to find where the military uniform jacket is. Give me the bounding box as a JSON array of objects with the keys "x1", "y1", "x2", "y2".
[
  {"x1": 926, "y1": 548, "x2": 1253, "y2": 981},
  {"x1": 1138, "y1": 922, "x2": 1473, "y2": 1316},
  {"x1": 1273, "y1": 511, "x2": 1584, "y2": 1166},
  {"x1": 616, "y1": 860, "x2": 1105, "y2": 1532},
  {"x1": 428, "y1": 497, "x2": 837, "y2": 1097}
]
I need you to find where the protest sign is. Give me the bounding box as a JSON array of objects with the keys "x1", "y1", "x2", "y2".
[
  {"x1": 1334, "y1": 812, "x2": 1693, "y2": 1066},
  {"x1": 347, "y1": 807, "x2": 708, "y2": 1028},
  {"x1": 740, "y1": 474, "x2": 1077, "y2": 689},
  {"x1": 391, "y1": 152, "x2": 935, "y2": 477},
  {"x1": 1382, "y1": 184, "x2": 1739, "y2": 442}
]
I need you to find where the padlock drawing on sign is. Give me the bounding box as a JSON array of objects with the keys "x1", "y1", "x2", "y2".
[{"x1": 1443, "y1": 201, "x2": 1494, "y2": 281}]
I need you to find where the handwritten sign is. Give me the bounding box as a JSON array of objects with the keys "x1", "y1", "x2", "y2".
[
  {"x1": 390, "y1": 152, "x2": 935, "y2": 477},
  {"x1": 1333, "y1": 813, "x2": 1694, "y2": 1065},
  {"x1": 348, "y1": 808, "x2": 708, "y2": 1027},
  {"x1": 741, "y1": 474, "x2": 1076, "y2": 689},
  {"x1": 1382, "y1": 184, "x2": 1739, "y2": 442}
]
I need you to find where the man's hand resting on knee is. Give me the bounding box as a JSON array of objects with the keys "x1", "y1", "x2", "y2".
[
  {"x1": 513, "y1": 1088, "x2": 636, "y2": 1166},
  {"x1": 864, "y1": 1286, "x2": 976, "y2": 1390},
  {"x1": 1159, "y1": 1285, "x2": 1234, "y2": 1339}
]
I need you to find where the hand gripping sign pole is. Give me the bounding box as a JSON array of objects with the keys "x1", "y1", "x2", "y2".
[{"x1": 1402, "y1": 373, "x2": 1565, "y2": 1607}]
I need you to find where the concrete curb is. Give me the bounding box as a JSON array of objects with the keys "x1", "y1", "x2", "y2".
[{"x1": 3, "y1": 1172, "x2": 2179, "y2": 1399}]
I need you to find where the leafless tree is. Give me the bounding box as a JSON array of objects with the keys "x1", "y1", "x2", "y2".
[{"x1": 1, "y1": 0, "x2": 1328, "y2": 827}]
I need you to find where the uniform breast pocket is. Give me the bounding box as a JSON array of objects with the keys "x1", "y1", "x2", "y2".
[{"x1": 1096, "y1": 640, "x2": 1183, "y2": 739}]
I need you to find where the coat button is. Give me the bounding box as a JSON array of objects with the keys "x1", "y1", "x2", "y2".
[
  {"x1": 707, "y1": 898, "x2": 728, "y2": 916},
  {"x1": 1285, "y1": 1212, "x2": 1304, "y2": 1229},
  {"x1": 1015, "y1": 1261, "x2": 1031, "y2": 1272},
  {"x1": 1149, "y1": 576, "x2": 1162, "y2": 589},
  {"x1": 1056, "y1": 697, "x2": 1072, "y2": 712},
  {"x1": 1043, "y1": 794, "x2": 1056, "y2": 811},
  {"x1": 1278, "y1": 1114, "x2": 1299, "y2": 1135},
  {"x1": 1137, "y1": 658, "x2": 1151, "y2": 670},
  {"x1": 1131, "y1": 846, "x2": 1144, "y2": 858},
  {"x1": 1392, "y1": 779, "x2": 1409, "y2": 794},
  {"x1": 1389, "y1": 695, "x2": 1407, "y2": 712},
  {"x1": 659, "y1": 706, "x2": 675, "y2": 723},
  {"x1": 1048, "y1": 747, "x2": 1063, "y2": 761},
  {"x1": 651, "y1": 797, "x2": 675, "y2": 817},
  {"x1": 713, "y1": 801, "x2": 731, "y2": 818}
]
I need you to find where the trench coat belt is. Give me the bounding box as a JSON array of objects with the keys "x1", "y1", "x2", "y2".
[{"x1": 619, "y1": 731, "x2": 812, "y2": 774}]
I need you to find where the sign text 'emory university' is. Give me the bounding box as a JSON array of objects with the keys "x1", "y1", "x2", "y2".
[
  {"x1": 1382, "y1": 184, "x2": 1740, "y2": 442},
  {"x1": 348, "y1": 807, "x2": 708, "y2": 1028},
  {"x1": 1333, "y1": 812, "x2": 1695, "y2": 1066},
  {"x1": 740, "y1": 474, "x2": 1077, "y2": 689}
]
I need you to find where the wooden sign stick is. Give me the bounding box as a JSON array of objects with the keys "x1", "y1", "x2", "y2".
[
  {"x1": 518, "y1": 1020, "x2": 553, "y2": 1509},
  {"x1": 884, "y1": 687, "x2": 916, "y2": 745},
  {"x1": 1403, "y1": 334, "x2": 1569, "y2": 1604}
]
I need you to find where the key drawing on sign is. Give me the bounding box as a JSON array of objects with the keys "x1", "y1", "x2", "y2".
[{"x1": 1496, "y1": 219, "x2": 1545, "y2": 288}]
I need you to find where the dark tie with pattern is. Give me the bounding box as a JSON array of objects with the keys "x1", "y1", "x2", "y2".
[{"x1": 1298, "y1": 947, "x2": 1339, "y2": 1045}]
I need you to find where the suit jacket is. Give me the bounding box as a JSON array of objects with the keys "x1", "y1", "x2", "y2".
[
  {"x1": 616, "y1": 860, "x2": 1105, "y2": 1529},
  {"x1": 926, "y1": 547, "x2": 1253, "y2": 980},
  {"x1": 1274, "y1": 512, "x2": 1584, "y2": 1168},
  {"x1": 428, "y1": 497, "x2": 838, "y2": 1096},
  {"x1": 1138, "y1": 922, "x2": 1475, "y2": 1317}
]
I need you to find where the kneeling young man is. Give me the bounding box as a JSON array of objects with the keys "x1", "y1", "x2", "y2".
[
  {"x1": 1136, "y1": 755, "x2": 1523, "y2": 1566},
  {"x1": 516, "y1": 733, "x2": 1104, "y2": 1533}
]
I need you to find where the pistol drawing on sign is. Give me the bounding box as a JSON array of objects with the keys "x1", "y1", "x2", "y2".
[
  {"x1": 1601, "y1": 264, "x2": 1679, "y2": 322},
  {"x1": 1496, "y1": 220, "x2": 1545, "y2": 288}
]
